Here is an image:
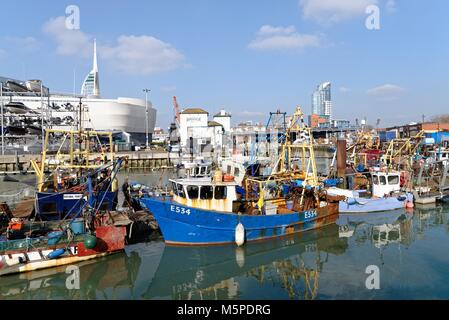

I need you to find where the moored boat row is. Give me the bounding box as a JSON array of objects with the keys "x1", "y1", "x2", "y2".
[{"x1": 2, "y1": 104, "x2": 448, "y2": 278}]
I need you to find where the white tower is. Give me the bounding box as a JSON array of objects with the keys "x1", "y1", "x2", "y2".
[{"x1": 81, "y1": 39, "x2": 100, "y2": 98}]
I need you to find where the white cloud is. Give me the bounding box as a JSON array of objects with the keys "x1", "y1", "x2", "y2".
[
  {"x1": 249, "y1": 25, "x2": 322, "y2": 51},
  {"x1": 367, "y1": 84, "x2": 406, "y2": 96},
  {"x1": 258, "y1": 25, "x2": 296, "y2": 36},
  {"x1": 339, "y1": 87, "x2": 352, "y2": 93},
  {"x1": 299, "y1": 0, "x2": 378, "y2": 24},
  {"x1": 4, "y1": 36, "x2": 40, "y2": 52},
  {"x1": 100, "y1": 35, "x2": 185, "y2": 75},
  {"x1": 43, "y1": 16, "x2": 92, "y2": 57},
  {"x1": 43, "y1": 16, "x2": 185, "y2": 75}
]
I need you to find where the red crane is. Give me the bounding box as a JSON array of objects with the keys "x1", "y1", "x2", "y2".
[{"x1": 173, "y1": 96, "x2": 181, "y2": 125}]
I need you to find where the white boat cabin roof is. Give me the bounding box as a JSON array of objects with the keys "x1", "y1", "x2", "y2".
[
  {"x1": 370, "y1": 171, "x2": 400, "y2": 177},
  {"x1": 170, "y1": 178, "x2": 239, "y2": 187}
]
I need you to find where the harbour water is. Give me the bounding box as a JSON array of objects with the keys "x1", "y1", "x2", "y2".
[{"x1": 2, "y1": 171, "x2": 449, "y2": 299}]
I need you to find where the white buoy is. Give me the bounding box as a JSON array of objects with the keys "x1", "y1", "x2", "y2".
[{"x1": 235, "y1": 223, "x2": 245, "y2": 247}]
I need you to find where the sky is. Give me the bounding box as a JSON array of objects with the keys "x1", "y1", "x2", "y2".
[{"x1": 0, "y1": 0, "x2": 448, "y2": 129}]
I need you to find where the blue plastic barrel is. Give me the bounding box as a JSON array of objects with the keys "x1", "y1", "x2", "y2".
[{"x1": 70, "y1": 219, "x2": 85, "y2": 235}]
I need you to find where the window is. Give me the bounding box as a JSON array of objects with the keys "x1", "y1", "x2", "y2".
[
  {"x1": 227, "y1": 165, "x2": 231, "y2": 174},
  {"x1": 234, "y1": 167, "x2": 240, "y2": 177},
  {"x1": 200, "y1": 186, "x2": 213, "y2": 200},
  {"x1": 187, "y1": 186, "x2": 199, "y2": 199},
  {"x1": 194, "y1": 167, "x2": 200, "y2": 176},
  {"x1": 200, "y1": 166, "x2": 206, "y2": 175},
  {"x1": 379, "y1": 176, "x2": 387, "y2": 185},
  {"x1": 172, "y1": 182, "x2": 178, "y2": 196},
  {"x1": 177, "y1": 184, "x2": 186, "y2": 198},
  {"x1": 215, "y1": 186, "x2": 227, "y2": 200},
  {"x1": 388, "y1": 175, "x2": 399, "y2": 185},
  {"x1": 373, "y1": 175, "x2": 379, "y2": 185}
]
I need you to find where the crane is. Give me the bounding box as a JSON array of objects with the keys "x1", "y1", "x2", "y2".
[{"x1": 173, "y1": 96, "x2": 181, "y2": 126}]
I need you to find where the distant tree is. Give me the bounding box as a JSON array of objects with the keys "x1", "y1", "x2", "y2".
[{"x1": 431, "y1": 114, "x2": 449, "y2": 123}]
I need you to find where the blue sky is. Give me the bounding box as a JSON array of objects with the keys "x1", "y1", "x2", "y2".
[{"x1": 0, "y1": 0, "x2": 448, "y2": 128}]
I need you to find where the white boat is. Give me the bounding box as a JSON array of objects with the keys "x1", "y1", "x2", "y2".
[
  {"x1": 5, "y1": 102, "x2": 30, "y2": 114},
  {"x1": 5, "y1": 80, "x2": 29, "y2": 93},
  {"x1": 327, "y1": 171, "x2": 411, "y2": 213},
  {"x1": 25, "y1": 80, "x2": 49, "y2": 96}
]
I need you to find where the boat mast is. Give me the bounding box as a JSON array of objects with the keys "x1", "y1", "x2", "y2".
[
  {"x1": 277, "y1": 106, "x2": 318, "y2": 186},
  {"x1": 245, "y1": 106, "x2": 320, "y2": 211},
  {"x1": 31, "y1": 96, "x2": 115, "y2": 192}
]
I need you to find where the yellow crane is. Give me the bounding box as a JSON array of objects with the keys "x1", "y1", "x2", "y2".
[{"x1": 381, "y1": 130, "x2": 424, "y2": 169}]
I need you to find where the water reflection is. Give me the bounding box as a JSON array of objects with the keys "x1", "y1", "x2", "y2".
[
  {"x1": 337, "y1": 209, "x2": 414, "y2": 248},
  {"x1": 414, "y1": 204, "x2": 449, "y2": 236},
  {"x1": 1, "y1": 203, "x2": 449, "y2": 299},
  {"x1": 0, "y1": 251, "x2": 142, "y2": 300},
  {"x1": 143, "y1": 224, "x2": 348, "y2": 300}
]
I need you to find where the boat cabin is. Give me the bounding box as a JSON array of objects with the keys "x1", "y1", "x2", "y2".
[
  {"x1": 221, "y1": 157, "x2": 272, "y2": 184},
  {"x1": 184, "y1": 162, "x2": 212, "y2": 178},
  {"x1": 170, "y1": 178, "x2": 238, "y2": 213},
  {"x1": 371, "y1": 171, "x2": 400, "y2": 198}
]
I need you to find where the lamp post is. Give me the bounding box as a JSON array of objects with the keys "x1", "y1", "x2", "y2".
[{"x1": 143, "y1": 89, "x2": 151, "y2": 148}]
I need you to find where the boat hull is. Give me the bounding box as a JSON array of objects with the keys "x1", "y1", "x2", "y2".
[
  {"x1": 36, "y1": 191, "x2": 116, "y2": 220},
  {"x1": 0, "y1": 225, "x2": 127, "y2": 276},
  {"x1": 6, "y1": 107, "x2": 27, "y2": 114},
  {"x1": 139, "y1": 196, "x2": 339, "y2": 246},
  {"x1": 339, "y1": 197, "x2": 405, "y2": 213}
]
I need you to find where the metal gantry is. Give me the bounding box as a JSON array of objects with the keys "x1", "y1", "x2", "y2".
[
  {"x1": 31, "y1": 128, "x2": 114, "y2": 192},
  {"x1": 381, "y1": 130, "x2": 424, "y2": 169}
]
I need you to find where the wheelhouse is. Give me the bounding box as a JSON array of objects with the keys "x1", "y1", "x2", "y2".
[
  {"x1": 170, "y1": 178, "x2": 238, "y2": 213},
  {"x1": 184, "y1": 163, "x2": 212, "y2": 178},
  {"x1": 371, "y1": 171, "x2": 400, "y2": 198}
]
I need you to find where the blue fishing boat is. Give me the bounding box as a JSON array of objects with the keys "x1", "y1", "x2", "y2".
[
  {"x1": 139, "y1": 107, "x2": 343, "y2": 246},
  {"x1": 139, "y1": 183, "x2": 340, "y2": 246},
  {"x1": 28, "y1": 125, "x2": 119, "y2": 221}
]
